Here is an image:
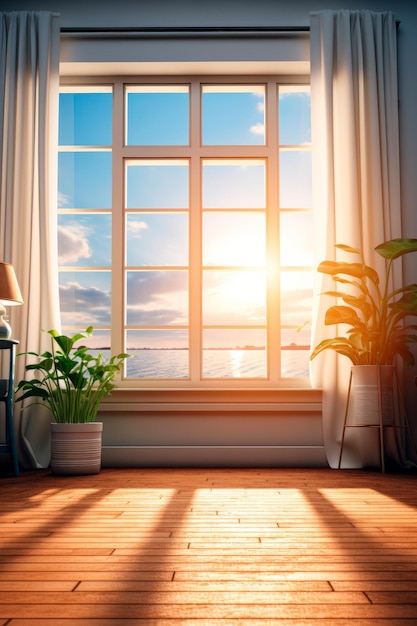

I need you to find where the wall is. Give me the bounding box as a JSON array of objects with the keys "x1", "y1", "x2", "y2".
[
  {"x1": 99, "y1": 388, "x2": 325, "y2": 467},
  {"x1": 4, "y1": 0, "x2": 417, "y2": 467}
]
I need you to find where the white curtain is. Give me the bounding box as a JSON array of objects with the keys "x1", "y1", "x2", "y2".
[
  {"x1": 0, "y1": 11, "x2": 61, "y2": 469},
  {"x1": 309, "y1": 10, "x2": 402, "y2": 467}
]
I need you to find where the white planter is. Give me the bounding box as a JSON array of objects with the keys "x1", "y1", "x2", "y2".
[
  {"x1": 50, "y1": 422, "x2": 103, "y2": 475},
  {"x1": 351, "y1": 365, "x2": 395, "y2": 426}
]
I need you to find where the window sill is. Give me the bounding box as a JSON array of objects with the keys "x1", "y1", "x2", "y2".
[{"x1": 100, "y1": 387, "x2": 322, "y2": 413}]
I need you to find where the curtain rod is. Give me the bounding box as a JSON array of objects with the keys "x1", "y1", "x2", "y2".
[
  {"x1": 59, "y1": 20, "x2": 400, "y2": 35},
  {"x1": 60, "y1": 26, "x2": 310, "y2": 36}
]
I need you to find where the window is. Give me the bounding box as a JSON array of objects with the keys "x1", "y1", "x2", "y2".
[{"x1": 58, "y1": 77, "x2": 312, "y2": 387}]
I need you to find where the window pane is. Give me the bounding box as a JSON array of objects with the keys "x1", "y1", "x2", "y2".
[
  {"x1": 203, "y1": 160, "x2": 265, "y2": 209},
  {"x1": 59, "y1": 90, "x2": 112, "y2": 146},
  {"x1": 126, "y1": 160, "x2": 189, "y2": 209},
  {"x1": 203, "y1": 329, "x2": 266, "y2": 378},
  {"x1": 202, "y1": 85, "x2": 265, "y2": 145},
  {"x1": 126, "y1": 330, "x2": 188, "y2": 378},
  {"x1": 58, "y1": 214, "x2": 111, "y2": 267},
  {"x1": 126, "y1": 270, "x2": 188, "y2": 325},
  {"x1": 126, "y1": 85, "x2": 189, "y2": 146},
  {"x1": 58, "y1": 152, "x2": 112, "y2": 209},
  {"x1": 281, "y1": 328, "x2": 310, "y2": 378},
  {"x1": 279, "y1": 86, "x2": 311, "y2": 145},
  {"x1": 280, "y1": 213, "x2": 313, "y2": 267},
  {"x1": 59, "y1": 271, "x2": 111, "y2": 326},
  {"x1": 279, "y1": 151, "x2": 312, "y2": 208},
  {"x1": 203, "y1": 270, "x2": 266, "y2": 325},
  {"x1": 203, "y1": 213, "x2": 265, "y2": 267},
  {"x1": 280, "y1": 270, "x2": 313, "y2": 328},
  {"x1": 126, "y1": 213, "x2": 188, "y2": 266}
]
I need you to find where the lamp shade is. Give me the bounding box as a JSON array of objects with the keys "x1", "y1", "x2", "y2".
[{"x1": 0, "y1": 262, "x2": 23, "y2": 306}]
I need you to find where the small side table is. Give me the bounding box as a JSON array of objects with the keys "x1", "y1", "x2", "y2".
[{"x1": 0, "y1": 339, "x2": 19, "y2": 476}]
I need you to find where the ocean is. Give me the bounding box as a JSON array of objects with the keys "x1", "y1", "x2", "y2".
[{"x1": 124, "y1": 348, "x2": 310, "y2": 379}]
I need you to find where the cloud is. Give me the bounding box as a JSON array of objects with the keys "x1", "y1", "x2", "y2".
[
  {"x1": 127, "y1": 220, "x2": 148, "y2": 238},
  {"x1": 257, "y1": 102, "x2": 265, "y2": 113},
  {"x1": 59, "y1": 280, "x2": 111, "y2": 325},
  {"x1": 126, "y1": 271, "x2": 188, "y2": 325},
  {"x1": 57, "y1": 192, "x2": 71, "y2": 208},
  {"x1": 126, "y1": 307, "x2": 186, "y2": 325},
  {"x1": 58, "y1": 225, "x2": 91, "y2": 264},
  {"x1": 249, "y1": 123, "x2": 264, "y2": 135},
  {"x1": 279, "y1": 90, "x2": 310, "y2": 100},
  {"x1": 126, "y1": 271, "x2": 187, "y2": 301}
]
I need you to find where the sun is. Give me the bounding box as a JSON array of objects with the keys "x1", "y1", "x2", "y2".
[
  {"x1": 203, "y1": 213, "x2": 266, "y2": 268},
  {"x1": 222, "y1": 269, "x2": 266, "y2": 308}
]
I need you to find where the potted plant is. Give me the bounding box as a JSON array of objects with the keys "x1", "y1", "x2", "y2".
[
  {"x1": 15, "y1": 326, "x2": 130, "y2": 475},
  {"x1": 310, "y1": 237, "x2": 417, "y2": 425}
]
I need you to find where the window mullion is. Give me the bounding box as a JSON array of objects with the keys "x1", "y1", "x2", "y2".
[
  {"x1": 266, "y1": 80, "x2": 281, "y2": 382},
  {"x1": 189, "y1": 79, "x2": 202, "y2": 382},
  {"x1": 112, "y1": 80, "x2": 124, "y2": 358}
]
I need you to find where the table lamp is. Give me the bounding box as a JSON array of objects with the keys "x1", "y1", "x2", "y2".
[{"x1": 0, "y1": 262, "x2": 23, "y2": 339}]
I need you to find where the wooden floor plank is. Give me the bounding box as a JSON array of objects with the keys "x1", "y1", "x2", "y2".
[
  {"x1": 2, "y1": 602, "x2": 417, "y2": 620},
  {"x1": 6, "y1": 617, "x2": 417, "y2": 626},
  {"x1": 1, "y1": 467, "x2": 417, "y2": 624},
  {"x1": 0, "y1": 590, "x2": 370, "y2": 604}
]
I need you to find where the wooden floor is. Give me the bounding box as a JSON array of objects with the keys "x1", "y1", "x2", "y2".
[{"x1": 1, "y1": 467, "x2": 417, "y2": 625}]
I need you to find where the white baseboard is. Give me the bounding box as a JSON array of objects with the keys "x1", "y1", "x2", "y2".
[{"x1": 102, "y1": 445, "x2": 328, "y2": 467}]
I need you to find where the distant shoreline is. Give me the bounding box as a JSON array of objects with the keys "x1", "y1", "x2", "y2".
[{"x1": 95, "y1": 345, "x2": 310, "y2": 351}]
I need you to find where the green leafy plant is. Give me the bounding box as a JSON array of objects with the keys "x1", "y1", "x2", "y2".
[
  {"x1": 310, "y1": 238, "x2": 417, "y2": 366},
  {"x1": 15, "y1": 326, "x2": 131, "y2": 423}
]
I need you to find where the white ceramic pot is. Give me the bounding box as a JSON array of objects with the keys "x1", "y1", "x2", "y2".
[
  {"x1": 50, "y1": 422, "x2": 103, "y2": 475},
  {"x1": 351, "y1": 365, "x2": 395, "y2": 427}
]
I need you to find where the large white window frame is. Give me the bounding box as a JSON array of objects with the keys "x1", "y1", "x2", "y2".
[{"x1": 58, "y1": 73, "x2": 312, "y2": 390}]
